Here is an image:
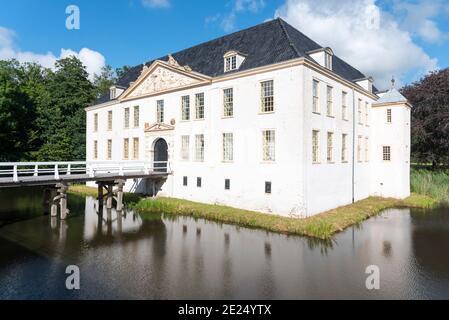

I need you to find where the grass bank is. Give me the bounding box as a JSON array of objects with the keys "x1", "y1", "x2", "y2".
[
  {"x1": 132, "y1": 193, "x2": 435, "y2": 240},
  {"x1": 69, "y1": 170, "x2": 441, "y2": 240}
]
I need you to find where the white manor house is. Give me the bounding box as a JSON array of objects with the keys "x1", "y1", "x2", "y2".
[{"x1": 85, "y1": 18, "x2": 411, "y2": 217}]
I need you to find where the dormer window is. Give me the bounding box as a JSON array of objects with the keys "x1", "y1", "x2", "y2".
[
  {"x1": 110, "y1": 87, "x2": 116, "y2": 99},
  {"x1": 109, "y1": 86, "x2": 125, "y2": 100},
  {"x1": 225, "y1": 55, "x2": 237, "y2": 72},
  {"x1": 224, "y1": 51, "x2": 245, "y2": 72},
  {"x1": 325, "y1": 52, "x2": 332, "y2": 70}
]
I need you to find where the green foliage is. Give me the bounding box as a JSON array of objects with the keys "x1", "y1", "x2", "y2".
[
  {"x1": 0, "y1": 56, "x2": 101, "y2": 161},
  {"x1": 410, "y1": 168, "x2": 449, "y2": 204},
  {"x1": 401, "y1": 68, "x2": 449, "y2": 165}
]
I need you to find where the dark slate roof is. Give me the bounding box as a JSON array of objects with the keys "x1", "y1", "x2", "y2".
[{"x1": 95, "y1": 18, "x2": 369, "y2": 105}]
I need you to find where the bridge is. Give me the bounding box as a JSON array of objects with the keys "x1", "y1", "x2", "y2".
[{"x1": 0, "y1": 161, "x2": 171, "y2": 220}]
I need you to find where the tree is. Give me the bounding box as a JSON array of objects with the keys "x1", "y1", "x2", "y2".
[
  {"x1": 115, "y1": 65, "x2": 131, "y2": 79},
  {"x1": 36, "y1": 56, "x2": 96, "y2": 161},
  {"x1": 93, "y1": 65, "x2": 115, "y2": 98},
  {"x1": 0, "y1": 60, "x2": 34, "y2": 161},
  {"x1": 401, "y1": 68, "x2": 449, "y2": 166}
]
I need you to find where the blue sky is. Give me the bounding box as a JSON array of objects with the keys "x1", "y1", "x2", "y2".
[{"x1": 1, "y1": 0, "x2": 448, "y2": 88}]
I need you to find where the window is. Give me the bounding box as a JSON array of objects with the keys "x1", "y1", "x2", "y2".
[
  {"x1": 365, "y1": 137, "x2": 369, "y2": 162},
  {"x1": 197, "y1": 177, "x2": 202, "y2": 188},
  {"x1": 342, "y1": 91, "x2": 348, "y2": 120},
  {"x1": 327, "y1": 132, "x2": 334, "y2": 162},
  {"x1": 123, "y1": 138, "x2": 129, "y2": 160},
  {"x1": 181, "y1": 96, "x2": 190, "y2": 121},
  {"x1": 265, "y1": 181, "x2": 272, "y2": 194},
  {"x1": 312, "y1": 130, "x2": 320, "y2": 163},
  {"x1": 358, "y1": 99, "x2": 362, "y2": 124},
  {"x1": 341, "y1": 134, "x2": 348, "y2": 162},
  {"x1": 110, "y1": 87, "x2": 116, "y2": 100},
  {"x1": 195, "y1": 93, "x2": 204, "y2": 120},
  {"x1": 223, "y1": 88, "x2": 233, "y2": 117},
  {"x1": 225, "y1": 55, "x2": 237, "y2": 72},
  {"x1": 157, "y1": 100, "x2": 164, "y2": 123},
  {"x1": 262, "y1": 130, "x2": 275, "y2": 162},
  {"x1": 124, "y1": 108, "x2": 130, "y2": 129},
  {"x1": 387, "y1": 109, "x2": 392, "y2": 123},
  {"x1": 261, "y1": 80, "x2": 274, "y2": 113},
  {"x1": 195, "y1": 134, "x2": 204, "y2": 162},
  {"x1": 357, "y1": 136, "x2": 362, "y2": 162},
  {"x1": 325, "y1": 53, "x2": 332, "y2": 69},
  {"x1": 93, "y1": 113, "x2": 98, "y2": 132},
  {"x1": 183, "y1": 176, "x2": 188, "y2": 186},
  {"x1": 383, "y1": 146, "x2": 391, "y2": 161},
  {"x1": 365, "y1": 102, "x2": 369, "y2": 125},
  {"x1": 313, "y1": 80, "x2": 319, "y2": 113},
  {"x1": 326, "y1": 86, "x2": 333, "y2": 116},
  {"x1": 225, "y1": 179, "x2": 230, "y2": 190},
  {"x1": 133, "y1": 106, "x2": 140, "y2": 128},
  {"x1": 107, "y1": 139, "x2": 112, "y2": 160},
  {"x1": 223, "y1": 133, "x2": 233, "y2": 162},
  {"x1": 108, "y1": 111, "x2": 113, "y2": 131},
  {"x1": 133, "y1": 137, "x2": 139, "y2": 160},
  {"x1": 93, "y1": 140, "x2": 98, "y2": 160},
  {"x1": 181, "y1": 136, "x2": 190, "y2": 160}
]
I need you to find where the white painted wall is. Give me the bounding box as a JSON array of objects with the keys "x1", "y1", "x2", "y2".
[{"x1": 86, "y1": 63, "x2": 410, "y2": 217}]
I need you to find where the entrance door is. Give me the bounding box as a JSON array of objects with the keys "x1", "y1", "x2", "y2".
[{"x1": 153, "y1": 138, "x2": 168, "y2": 172}]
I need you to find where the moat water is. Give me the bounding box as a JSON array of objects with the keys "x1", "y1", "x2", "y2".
[{"x1": 1, "y1": 187, "x2": 449, "y2": 299}]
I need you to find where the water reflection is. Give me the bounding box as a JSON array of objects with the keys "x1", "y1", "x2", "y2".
[{"x1": 1, "y1": 190, "x2": 449, "y2": 299}]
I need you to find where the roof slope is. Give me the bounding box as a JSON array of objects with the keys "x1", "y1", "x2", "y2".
[
  {"x1": 96, "y1": 18, "x2": 368, "y2": 105},
  {"x1": 376, "y1": 88, "x2": 407, "y2": 104}
]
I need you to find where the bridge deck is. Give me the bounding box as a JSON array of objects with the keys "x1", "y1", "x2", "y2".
[
  {"x1": 0, "y1": 171, "x2": 169, "y2": 188},
  {"x1": 0, "y1": 161, "x2": 170, "y2": 188}
]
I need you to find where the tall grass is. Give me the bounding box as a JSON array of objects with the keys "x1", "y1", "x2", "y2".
[{"x1": 411, "y1": 169, "x2": 449, "y2": 204}]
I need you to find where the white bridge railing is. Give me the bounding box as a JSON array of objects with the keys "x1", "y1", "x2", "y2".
[{"x1": 0, "y1": 161, "x2": 170, "y2": 183}]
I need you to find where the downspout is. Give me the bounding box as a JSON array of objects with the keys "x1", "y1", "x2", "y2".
[{"x1": 351, "y1": 88, "x2": 356, "y2": 203}]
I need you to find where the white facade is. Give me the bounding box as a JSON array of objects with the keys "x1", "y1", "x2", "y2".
[{"x1": 85, "y1": 52, "x2": 410, "y2": 218}]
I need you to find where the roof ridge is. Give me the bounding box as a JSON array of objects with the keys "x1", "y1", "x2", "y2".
[{"x1": 277, "y1": 18, "x2": 301, "y2": 58}]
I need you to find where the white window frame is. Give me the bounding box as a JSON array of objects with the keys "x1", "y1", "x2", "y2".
[
  {"x1": 342, "y1": 91, "x2": 348, "y2": 120},
  {"x1": 224, "y1": 55, "x2": 237, "y2": 72},
  {"x1": 93, "y1": 113, "x2": 98, "y2": 132},
  {"x1": 195, "y1": 93, "x2": 205, "y2": 120},
  {"x1": 260, "y1": 80, "x2": 274, "y2": 113},
  {"x1": 365, "y1": 102, "x2": 369, "y2": 126},
  {"x1": 357, "y1": 135, "x2": 362, "y2": 162},
  {"x1": 326, "y1": 86, "x2": 333, "y2": 117},
  {"x1": 223, "y1": 133, "x2": 234, "y2": 162},
  {"x1": 181, "y1": 95, "x2": 190, "y2": 121},
  {"x1": 133, "y1": 106, "x2": 140, "y2": 128},
  {"x1": 313, "y1": 80, "x2": 320, "y2": 113},
  {"x1": 365, "y1": 137, "x2": 369, "y2": 162},
  {"x1": 358, "y1": 99, "x2": 363, "y2": 125},
  {"x1": 223, "y1": 88, "x2": 233, "y2": 118},
  {"x1": 124, "y1": 107, "x2": 130, "y2": 129},
  {"x1": 123, "y1": 138, "x2": 129, "y2": 160},
  {"x1": 327, "y1": 132, "x2": 334, "y2": 163},
  {"x1": 341, "y1": 133, "x2": 347, "y2": 162},
  {"x1": 157, "y1": 100, "x2": 164, "y2": 123},
  {"x1": 107, "y1": 139, "x2": 112, "y2": 160},
  {"x1": 133, "y1": 137, "x2": 139, "y2": 160},
  {"x1": 93, "y1": 140, "x2": 98, "y2": 160},
  {"x1": 107, "y1": 111, "x2": 113, "y2": 131},
  {"x1": 195, "y1": 134, "x2": 205, "y2": 162},
  {"x1": 181, "y1": 135, "x2": 190, "y2": 161},
  {"x1": 262, "y1": 130, "x2": 275, "y2": 162},
  {"x1": 387, "y1": 109, "x2": 392, "y2": 123},
  {"x1": 312, "y1": 130, "x2": 320, "y2": 164}
]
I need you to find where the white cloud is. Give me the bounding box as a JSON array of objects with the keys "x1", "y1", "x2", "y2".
[
  {"x1": 393, "y1": 0, "x2": 449, "y2": 44},
  {"x1": 275, "y1": 0, "x2": 439, "y2": 89},
  {"x1": 220, "y1": 0, "x2": 266, "y2": 32},
  {"x1": 0, "y1": 26, "x2": 106, "y2": 81},
  {"x1": 141, "y1": 0, "x2": 170, "y2": 9}
]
